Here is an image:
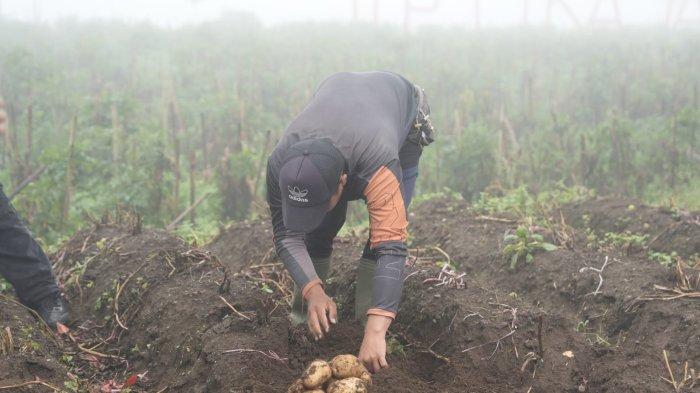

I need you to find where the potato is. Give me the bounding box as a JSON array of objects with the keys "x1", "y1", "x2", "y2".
[
  {"x1": 330, "y1": 354, "x2": 365, "y2": 379},
  {"x1": 327, "y1": 377, "x2": 368, "y2": 393},
  {"x1": 304, "y1": 390, "x2": 325, "y2": 393},
  {"x1": 288, "y1": 378, "x2": 305, "y2": 393},
  {"x1": 301, "y1": 359, "x2": 333, "y2": 389},
  {"x1": 359, "y1": 371, "x2": 372, "y2": 386}
]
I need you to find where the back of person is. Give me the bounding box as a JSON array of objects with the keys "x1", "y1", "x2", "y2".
[{"x1": 265, "y1": 70, "x2": 434, "y2": 374}]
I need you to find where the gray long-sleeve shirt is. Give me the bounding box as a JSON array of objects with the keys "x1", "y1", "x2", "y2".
[{"x1": 266, "y1": 71, "x2": 419, "y2": 318}]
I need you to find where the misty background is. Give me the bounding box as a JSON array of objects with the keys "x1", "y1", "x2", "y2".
[
  {"x1": 0, "y1": 0, "x2": 698, "y2": 246},
  {"x1": 1, "y1": 0, "x2": 698, "y2": 28}
]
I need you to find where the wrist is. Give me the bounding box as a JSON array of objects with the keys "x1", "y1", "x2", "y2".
[
  {"x1": 365, "y1": 315, "x2": 392, "y2": 335},
  {"x1": 302, "y1": 279, "x2": 324, "y2": 300},
  {"x1": 306, "y1": 283, "x2": 325, "y2": 298}
]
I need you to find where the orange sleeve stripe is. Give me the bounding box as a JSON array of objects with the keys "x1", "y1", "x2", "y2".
[
  {"x1": 367, "y1": 308, "x2": 397, "y2": 320},
  {"x1": 301, "y1": 278, "x2": 323, "y2": 300},
  {"x1": 364, "y1": 166, "x2": 408, "y2": 249}
]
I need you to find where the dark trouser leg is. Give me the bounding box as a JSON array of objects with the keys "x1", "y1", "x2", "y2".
[
  {"x1": 356, "y1": 143, "x2": 422, "y2": 322},
  {"x1": 0, "y1": 184, "x2": 59, "y2": 306},
  {"x1": 291, "y1": 199, "x2": 348, "y2": 324}
]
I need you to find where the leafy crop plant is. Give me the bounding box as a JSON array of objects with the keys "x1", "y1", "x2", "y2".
[{"x1": 503, "y1": 226, "x2": 558, "y2": 269}]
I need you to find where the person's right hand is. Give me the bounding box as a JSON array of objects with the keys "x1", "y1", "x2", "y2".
[{"x1": 305, "y1": 285, "x2": 338, "y2": 340}]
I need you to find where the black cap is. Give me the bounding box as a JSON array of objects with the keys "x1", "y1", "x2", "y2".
[{"x1": 279, "y1": 139, "x2": 345, "y2": 233}]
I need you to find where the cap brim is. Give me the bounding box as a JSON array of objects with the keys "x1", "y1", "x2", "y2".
[{"x1": 282, "y1": 200, "x2": 327, "y2": 233}]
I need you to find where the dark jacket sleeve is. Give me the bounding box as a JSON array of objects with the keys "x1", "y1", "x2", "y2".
[
  {"x1": 266, "y1": 160, "x2": 321, "y2": 297},
  {"x1": 363, "y1": 165, "x2": 408, "y2": 319}
]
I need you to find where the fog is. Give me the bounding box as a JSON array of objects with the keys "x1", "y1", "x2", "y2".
[{"x1": 1, "y1": 0, "x2": 697, "y2": 28}]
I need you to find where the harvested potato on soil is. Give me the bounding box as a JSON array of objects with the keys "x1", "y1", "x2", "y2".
[
  {"x1": 301, "y1": 360, "x2": 333, "y2": 389},
  {"x1": 359, "y1": 371, "x2": 372, "y2": 386},
  {"x1": 327, "y1": 377, "x2": 368, "y2": 393},
  {"x1": 329, "y1": 354, "x2": 367, "y2": 379},
  {"x1": 288, "y1": 379, "x2": 305, "y2": 393},
  {"x1": 304, "y1": 390, "x2": 325, "y2": 393}
]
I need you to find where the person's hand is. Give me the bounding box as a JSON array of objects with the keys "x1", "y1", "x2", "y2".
[
  {"x1": 358, "y1": 315, "x2": 392, "y2": 373},
  {"x1": 305, "y1": 285, "x2": 337, "y2": 340}
]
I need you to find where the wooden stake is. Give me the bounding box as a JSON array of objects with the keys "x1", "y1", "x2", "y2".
[
  {"x1": 24, "y1": 104, "x2": 32, "y2": 176},
  {"x1": 189, "y1": 151, "x2": 196, "y2": 224},
  {"x1": 253, "y1": 129, "x2": 272, "y2": 196},
  {"x1": 8, "y1": 164, "x2": 47, "y2": 201},
  {"x1": 166, "y1": 192, "x2": 211, "y2": 231},
  {"x1": 62, "y1": 116, "x2": 77, "y2": 224},
  {"x1": 111, "y1": 103, "x2": 123, "y2": 163},
  {"x1": 200, "y1": 112, "x2": 209, "y2": 170},
  {"x1": 169, "y1": 101, "x2": 181, "y2": 204}
]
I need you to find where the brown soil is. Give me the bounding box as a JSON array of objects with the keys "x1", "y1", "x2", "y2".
[
  {"x1": 1, "y1": 198, "x2": 698, "y2": 392},
  {"x1": 207, "y1": 218, "x2": 275, "y2": 272},
  {"x1": 0, "y1": 295, "x2": 69, "y2": 391},
  {"x1": 559, "y1": 196, "x2": 700, "y2": 258}
]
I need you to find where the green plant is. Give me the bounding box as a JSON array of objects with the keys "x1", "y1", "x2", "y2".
[
  {"x1": 0, "y1": 277, "x2": 10, "y2": 294},
  {"x1": 602, "y1": 231, "x2": 648, "y2": 249},
  {"x1": 386, "y1": 336, "x2": 405, "y2": 357},
  {"x1": 574, "y1": 320, "x2": 612, "y2": 347},
  {"x1": 503, "y1": 226, "x2": 558, "y2": 269},
  {"x1": 648, "y1": 251, "x2": 679, "y2": 267}
]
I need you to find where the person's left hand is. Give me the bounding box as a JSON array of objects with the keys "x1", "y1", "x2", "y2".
[{"x1": 358, "y1": 315, "x2": 392, "y2": 373}]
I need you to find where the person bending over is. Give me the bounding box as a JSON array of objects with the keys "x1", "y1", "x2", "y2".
[{"x1": 266, "y1": 71, "x2": 434, "y2": 372}]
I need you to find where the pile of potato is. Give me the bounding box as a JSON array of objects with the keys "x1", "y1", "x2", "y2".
[{"x1": 288, "y1": 354, "x2": 372, "y2": 393}]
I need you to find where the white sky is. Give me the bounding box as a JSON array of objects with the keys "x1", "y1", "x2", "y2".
[{"x1": 0, "y1": 0, "x2": 698, "y2": 28}]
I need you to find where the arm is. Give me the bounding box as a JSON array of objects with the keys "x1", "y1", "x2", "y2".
[
  {"x1": 266, "y1": 160, "x2": 336, "y2": 338},
  {"x1": 364, "y1": 165, "x2": 408, "y2": 319},
  {"x1": 266, "y1": 160, "x2": 320, "y2": 296},
  {"x1": 359, "y1": 165, "x2": 409, "y2": 372}
]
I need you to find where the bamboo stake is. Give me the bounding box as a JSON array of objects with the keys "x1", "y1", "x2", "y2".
[
  {"x1": 189, "y1": 151, "x2": 196, "y2": 224},
  {"x1": 253, "y1": 129, "x2": 272, "y2": 196},
  {"x1": 8, "y1": 164, "x2": 47, "y2": 201},
  {"x1": 62, "y1": 116, "x2": 77, "y2": 224},
  {"x1": 24, "y1": 104, "x2": 32, "y2": 176},
  {"x1": 169, "y1": 101, "x2": 181, "y2": 204},
  {"x1": 200, "y1": 112, "x2": 209, "y2": 170},
  {"x1": 111, "y1": 103, "x2": 123, "y2": 163},
  {"x1": 166, "y1": 192, "x2": 211, "y2": 231}
]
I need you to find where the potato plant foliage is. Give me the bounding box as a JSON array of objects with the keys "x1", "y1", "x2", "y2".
[{"x1": 503, "y1": 226, "x2": 558, "y2": 269}]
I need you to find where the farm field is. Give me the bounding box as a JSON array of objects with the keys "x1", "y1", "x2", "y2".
[
  {"x1": 0, "y1": 6, "x2": 699, "y2": 393},
  {"x1": 1, "y1": 196, "x2": 697, "y2": 392}
]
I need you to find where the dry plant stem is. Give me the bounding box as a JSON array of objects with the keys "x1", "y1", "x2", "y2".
[
  {"x1": 114, "y1": 262, "x2": 147, "y2": 330},
  {"x1": 67, "y1": 332, "x2": 123, "y2": 360},
  {"x1": 222, "y1": 348, "x2": 288, "y2": 364},
  {"x1": 1, "y1": 327, "x2": 13, "y2": 355},
  {"x1": 579, "y1": 256, "x2": 611, "y2": 296},
  {"x1": 420, "y1": 348, "x2": 451, "y2": 364},
  {"x1": 662, "y1": 350, "x2": 679, "y2": 391},
  {"x1": 219, "y1": 296, "x2": 252, "y2": 320},
  {"x1": 0, "y1": 378, "x2": 60, "y2": 391},
  {"x1": 474, "y1": 215, "x2": 517, "y2": 224},
  {"x1": 462, "y1": 329, "x2": 516, "y2": 356},
  {"x1": 536, "y1": 315, "x2": 545, "y2": 359},
  {"x1": 431, "y1": 246, "x2": 452, "y2": 265}
]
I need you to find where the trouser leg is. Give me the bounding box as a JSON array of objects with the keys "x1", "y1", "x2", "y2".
[
  {"x1": 0, "y1": 184, "x2": 59, "y2": 305},
  {"x1": 290, "y1": 199, "x2": 348, "y2": 325}
]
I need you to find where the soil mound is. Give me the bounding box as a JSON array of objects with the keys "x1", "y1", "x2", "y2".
[
  {"x1": 410, "y1": 197, "x2": 699, "y2": 392},
  {"x1": 560, "y1": 196, "x2": 700, "y2": 258},
  {"x1": 207, "y1": 219, "x2": 275, "y2": 272},
  {"x1": 0, "y1": 296, "x2": 69, "y2": 391},
  {"x1": 3, "y1": 199, "x2": 697, "y2": 392}
]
